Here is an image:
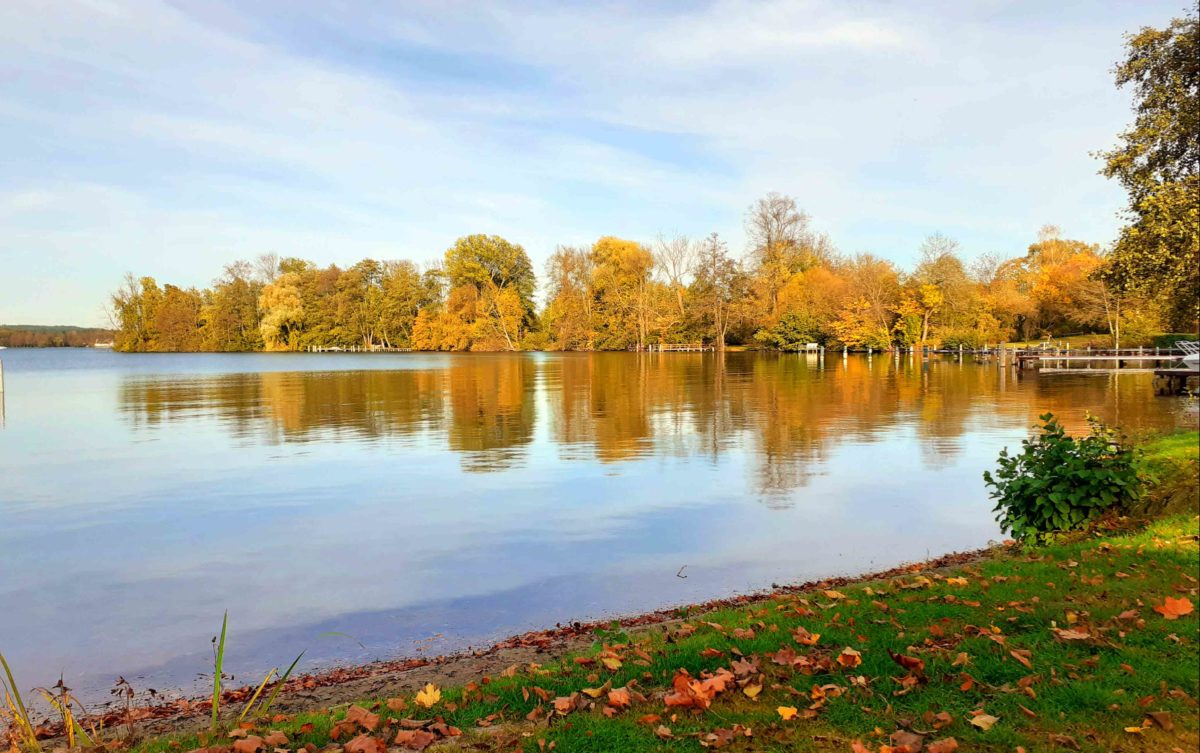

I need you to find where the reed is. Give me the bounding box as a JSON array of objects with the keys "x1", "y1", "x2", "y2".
[
  {"x1": 0, "y1": 652, "x2": 40, "y2": 753},
  {"x1": 254, "y1": 651, "x2": 304, "y2": 720},
  {"x1": 210, "y1": 611, "x2": 228, "y2": 731},
  {"x1": 35, "y1": 679, "x2": 93, "y2": 749}
]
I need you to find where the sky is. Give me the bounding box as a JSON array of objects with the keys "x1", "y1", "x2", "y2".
[{"x1": 0, "y1": 0, "x2": 1187, "y2": 326}]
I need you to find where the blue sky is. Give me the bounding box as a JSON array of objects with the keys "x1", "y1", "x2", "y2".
[{"x1": 0, "y1": 0, "x2": 1185, "y2": 326}]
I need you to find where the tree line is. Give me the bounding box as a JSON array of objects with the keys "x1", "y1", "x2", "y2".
[
  {"x1": 105, "y1": 214, "x2": 1172, "y2": 354},
  {"x1": 0, "y1": 325, "x2": 115, "y2": 348},
  {"x1": 108, "y1": 15, "x2": 1196, "y2": 354}
]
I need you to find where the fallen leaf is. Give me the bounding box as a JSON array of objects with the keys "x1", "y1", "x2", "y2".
[
  {"x1": 1147, "y1": 711, "x2": 1174, "y2": 730},
  {"x1": 344, "y1": 705, "x2": 379, "y2": 732},
  {"x1": 601, "y1": 656, "x2": 623, "y2": 671},
  {"x1": 344, "y1": 735, "x2": 386, "y2": 753},
  {"x1": 742, "y1": 682, "x2": 762, "y2": 700},
  {"x1": 1051, "y1": 627, "x2": 1090, "y2": 641},
  {"x1": 654, "y1": 725, "x2": 673, "y2": 739},
  {"x1": 926, "y1": 738, "x2": 958, "y2": 753},
  {"x1": 890, "y1": 729, "x2": 924, "y2": 751},
  {"x1": 1153, "y1": 596, "x2": 1194, "y2": 620},
  {"x1": 392, "y1": 729, "x2": 437, "y2": 751},
  {"x1": 1010, "y1": 649, "x2": 1033, "y2": 669},
  {"x1": 385, "y1": 698, "x2": 407, "y2": 713},
  {"x1": 261, "y1": 732, "x2": 288, "y2": 748},
  {"x1": 413, "y1": 683, "x2": 441, "y2": 709},
  {"x1": 823, "y1": 590, "x2": 847, "y2": 600},
  {"x1": 888, "y1": 650, "x2": 925, "y2": 674},
  {"x1": 837, "y1": 646, "x2": 863, "y2": 668},
  {"x1": 969, "y1": 713, "x2": 998, "y2": 731},
  {"x1": 607, "y1": 687, "x2": 632, "y2": 708},
  {"x1": 232, "y1": 737, "x2": 264, "y2": 753},
  {"x1": 777, "y1": 706, "x2": 798, "y2": 721}
]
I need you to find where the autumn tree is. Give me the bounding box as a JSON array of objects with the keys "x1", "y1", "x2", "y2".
[
  {"x1": 543, "y1": 246, "x2": 594, "y2": 351},
  {"x1": 590, "y1": 236, "x2": 657, "y2": 350},
  {"x1": 689, "y1": 233, "x2": 743, "y2": 349},
  {"x1": 202, "y1": 261, "x2": 264, "y2": 351},
  {"x1": 443, "y1": 234, "x2": 537, "y2": 351},
  {"x1": 1099, "y1": 15, "x2": 1199, "y2": 330}
]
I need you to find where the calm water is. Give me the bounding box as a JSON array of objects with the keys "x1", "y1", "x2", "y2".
[{"x1": 0, "y1": 348, "x2": 1194, "y2": 703}]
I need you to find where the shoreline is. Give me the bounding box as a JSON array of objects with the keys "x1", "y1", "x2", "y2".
[{"x1": 30, "y1": 546, "x2": 994, "y2": 742}]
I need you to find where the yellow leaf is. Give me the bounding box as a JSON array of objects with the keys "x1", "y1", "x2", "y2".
[
  {"x1": 823, "y1": 590, "x2": 847, "y2": 600},
  {"x1": 777, "y1": 706, "x2": 798, "y2": 721},
  {"x1": 742, "y1": 683, "x2": 762, "y2": 700},
  {"x1": 945, "y1": 577, "x2": 968, "y2": 586},
  {"x1": 601, "y1": 656, "x2": 623, "y2": 671},
  {"x1": 413, "y1": 683, "x2": 441, "y2": 708},
  {"x1": 1123, "y1": 726, "x2": 1144, "y2": 734},
  {"x1": 969, "y1": 713, "x2": 998, "y2": 731}
]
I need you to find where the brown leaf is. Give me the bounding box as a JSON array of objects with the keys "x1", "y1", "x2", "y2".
[
  {"x1": 890, "y1": 729, "x2": 925, "y2": 751},
  {"x1": 926, "y1": 739, "x2": 958, "y2": 753},
  {"x1": 1146, "y1": 711, "x2": 1174, "y2": 731},
  {"x1": 385, "y1": 698, "x2": 407, "y2": 713},
  {"x1": 930, "y1": 711, "x2": 953, "y2": 730},
  {"x1": 1009, "y1": 649, "x2": 1033, "y2": 669},
  {"x1": 888, "y1": 650, "x2": 925, "y2": 674},
  {"x1": 1046, "y1": 733, "x2": 1080, "y2": 750},
  {"x1": 232, "y1": 737, "x2": 264, "y2": 753},
  {"x1": 343, "y1": 735, "x2": 386, "y2": 753},
  {"x1": 392, "y1": 730, "x2": 436, "y2": 752},
  {"x1": 654, "y1": 725, "x2": 672, "y2": 740},
  {"x1": 344, "y1": 705, "x2": 379, "y2": 732},
  {"x1": 261, "y1": 733, "x2": 288, "y2": 748},
  {"x1": 1050, "y1": 626, "x2": 1090, "y2": 641}
]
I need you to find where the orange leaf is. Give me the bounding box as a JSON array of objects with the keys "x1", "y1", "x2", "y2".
[
  {"x1": 1153, "y1": 596, "x2": 1194, "y2": 620},
  {"x1": 607, "y1": 688, "x2": 631, "y2": 709},
  {"x1": 837, "y1": 647, "x2": 862, "y2": 668}
]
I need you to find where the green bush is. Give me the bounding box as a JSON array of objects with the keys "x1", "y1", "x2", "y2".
[
  {"x1": 939, "y1": 329, "x2": 986, "y2": 350},
  {"x1": 983, "y1": 413, "x2": 1143, "y2": 541},
  {"x1": 1154, "y1": 333, "x2": 1199, "y2": 349}
]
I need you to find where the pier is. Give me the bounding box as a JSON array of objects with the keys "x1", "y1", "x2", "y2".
[{"x1": 1153, "y1": 368, "x2": 1199, "y2": 396}]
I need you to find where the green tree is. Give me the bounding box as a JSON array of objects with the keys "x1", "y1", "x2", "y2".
[{"x1": 1099, "y1": 16, "x2": 1199, "y2": 330}]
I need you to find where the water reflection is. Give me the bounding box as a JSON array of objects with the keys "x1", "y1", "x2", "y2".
[{"x1": 116, "y1": 352, "x2": 1186, "y2": 497}]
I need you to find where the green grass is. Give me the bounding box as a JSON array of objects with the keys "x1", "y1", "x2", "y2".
[
  {"x1": 120, "y1": 513, "x2": 1199, "y2": 753},
  {"x1": 1140, "y1": 431, "x2": 1199, "y2": 468}
]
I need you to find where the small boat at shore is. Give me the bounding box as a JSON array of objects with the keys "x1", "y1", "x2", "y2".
[{"x1": 1179, "y1": 341, "x2": 1199, "y2": 371}]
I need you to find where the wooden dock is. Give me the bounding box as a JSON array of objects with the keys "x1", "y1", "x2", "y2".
[
  {"x1": 1015, "y1": 349, "x2": 1184, "y2": 370},
  {"x1": 1153, "y1": 368, "x2": 1199, "y2": 396}
]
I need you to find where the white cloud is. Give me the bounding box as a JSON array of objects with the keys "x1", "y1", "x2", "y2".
[{"x1": 0, "y1": 0, "x2": 1184, "y2": 324}]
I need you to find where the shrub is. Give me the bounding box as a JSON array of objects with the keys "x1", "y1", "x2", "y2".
[
  {"x1": 983, "y1": 413, "x2": 1143, "y2": 541},
  {"x1": 1154, "y1": 333, "x2": 1199, "y2": 349}
]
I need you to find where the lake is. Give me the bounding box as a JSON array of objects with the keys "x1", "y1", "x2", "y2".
[{"x1": 0, "y1": 348, "x2": 1193, "y2": 704}]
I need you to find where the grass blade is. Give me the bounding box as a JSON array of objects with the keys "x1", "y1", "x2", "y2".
[
  {"x1": 1, "y1": 652, "x2": 41, "y2": 752},
  {"x1": 211, "y1": 611, "x2": 228, "y2": 731},
  {"x1": 258, "y1": 651, "x2": 304, "y2": 718},
  {"x1": 236, "y1": 669, "x2": 276, "y2": 724}
]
